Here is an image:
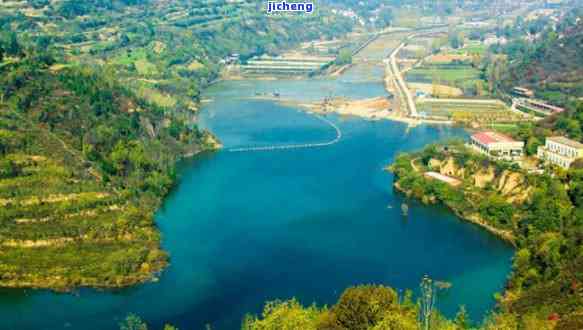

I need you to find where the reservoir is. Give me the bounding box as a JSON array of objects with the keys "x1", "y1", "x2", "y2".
[{"x1": 0, "y1": 63, "x2": 513, "y2": 330}]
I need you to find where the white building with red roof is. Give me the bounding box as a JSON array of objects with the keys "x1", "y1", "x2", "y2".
[{"x1": 469, "y1": 131, "x2": 524, "y2": 160}]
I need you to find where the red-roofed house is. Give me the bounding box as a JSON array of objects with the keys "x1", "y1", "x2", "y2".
[{"x1": 469, "y1": 131, "x2": 524, "y2": 160}]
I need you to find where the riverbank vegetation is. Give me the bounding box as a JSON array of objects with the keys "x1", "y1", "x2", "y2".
[
  {"x1": 1, "y1": 0, "x2": 356, "y2": 110},
  {"x1": 0, "y1": 38, "x2": 220, "y2": 289},
  {"x1": 242, "y1": 284, "x2": 461, "y2": 330},
  {"x1": 0, "y1": 0, "x2": 363, "y2": 290},
  {"x1": 388, "y1": 133, "x2": 583, "y2": 328},
  {"x1": 377, "y1": 5, "x2": 583, "y2": 328}
]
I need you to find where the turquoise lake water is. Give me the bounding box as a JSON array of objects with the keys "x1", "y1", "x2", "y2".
[{"x1": 0, "y1": 72, "x2": 513, "y2": 329}]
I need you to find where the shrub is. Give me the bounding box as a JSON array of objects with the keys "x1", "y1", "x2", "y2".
[{"x1": 329, "y1": 285, "x2": 398, "y2": 330}]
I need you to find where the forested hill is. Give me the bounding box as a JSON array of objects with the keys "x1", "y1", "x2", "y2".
[
  {"x1": 0, "y1": 43, "x2": 218, "y2": 289},
  {"x1": 482, "y1": 7, "x2": 583, "y2": 145},
  {"x1": 0, "y1": 0, "x2": 355, "y2": 109},
  {"x1": 0, "y1": 0, "x2": 356, "y2": 289},
  {"x1": 496, "y1": 7, "x2": 583, "y2": 104}
]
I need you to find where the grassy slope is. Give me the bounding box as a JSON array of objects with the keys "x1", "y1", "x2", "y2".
[{"x1": 0, "y1": 54, "x2": 215, "y2": 290}]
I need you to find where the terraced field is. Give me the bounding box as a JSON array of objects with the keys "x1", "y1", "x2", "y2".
[
  {"x1": 416, "y1": 99, "x2": 521, "y2": 123},
  {"x1": 2, "y1": 0, "x2": 355, "y2": 112},
  {"x1": 0, "y1": 109, "x2": 166, "y2": 289},
  {"x1": 0, "y1": 0, "x2": 356, "y2": 291}
]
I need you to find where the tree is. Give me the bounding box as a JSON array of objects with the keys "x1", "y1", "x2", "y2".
[
  {"x1": 448, "y1": 30, "x2": 463, "y2": 49},
  {"x1": 242, "y1": 299, "x2": 322, "y2": 330},
  {"x1": 478, "y1": 194, "x2": 514, "y2": 227},
  {"x1": 336, "y1": 49, "x2": 352, "y2": 65},
  {"x1": 0, "y1": 160, "x2": 20, "y2": 179},
  {"x1": 370, "y1": 313, "x2": 418, "y2": 330},
  {"x1": 5, "y1": 32, "x2": 21, "y2": 56},
  {"x1": 569, "y1": 180, "x2": 583, "y2": 207},
  {"x1": 525, "y1": 136, "x2": 541, "y2": 156},
  {"x1": 378, "y1": 8, "x2": 393, "y2": 28},
  {"x1": 110, "y1": 141, "x2": 130, "y2": 176},
  {"x1": 120, "y1": 34, "x2": 131, "y2": 47},
  {"x1": 513, "y1": 248, "x2": 532, "y2": 275},
  {"x1": 330, "y1": 285, "x2": 398, "y2": 330},
  {"x1": 454, "y1": 306, "x2": 470, "y2": 329},
  {"x1": 419, "y1": 275, "x2": 436, "y2": 330},
  {"x1": 119, "y1": 314, "x2": 148, "y2": 330}
]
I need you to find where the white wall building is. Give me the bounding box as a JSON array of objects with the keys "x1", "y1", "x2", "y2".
[
  {"x1": 469, "y1": 131, "x2": 524, "y2": 160},
  {"x1": 537, "y1": 136, "x2": 583, "y2": 169}
]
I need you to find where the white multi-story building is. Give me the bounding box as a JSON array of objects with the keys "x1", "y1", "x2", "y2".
[
  {"x1": 537, "y1": 136, "x2": 583, "y2": 169},
  {"x1": 469, "y1": 131, "x2": 524, "y2": 160}
]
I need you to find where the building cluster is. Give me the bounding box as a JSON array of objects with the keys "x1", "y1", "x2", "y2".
[
  {"x1": 468, "y1": 131, "x2": 583, "y2": 169},
  {"x1": 512, "y1": 87, "x2": 565, "y2": 117},
  {"x1": 220, "y1": 53, "x2": 240, "y2": 65},
  {"x1": 483, "y1": 34, "x2": 508, "y2": 46},
  {"x1": 330, "y1": 9, "x2": 366, "y2": 26}
]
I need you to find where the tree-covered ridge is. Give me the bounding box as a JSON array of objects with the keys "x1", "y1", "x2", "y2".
[
  {"x1": 0, "y1": 0, "x2": 355, "y2": 109},
  {"x1": 242, "y1": 282, "x2": 506, "y2": 330},
  {"x1": 492, "y1": 6, "x2": 583, "y2": 106},
  {"x1": 0, "y1": 43, "x2": 217, "y2": 289},
  {"x1": 388, "y1": 142, "x2": 583, "y2": 329},
  {"x1": 0, "y1": 0, "x2": 357, "y2": 290}
]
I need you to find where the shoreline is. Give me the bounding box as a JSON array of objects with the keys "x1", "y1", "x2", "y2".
[
  {"x1": 245, "y1": 94, "x2": 454, "y2": 127},
  {"x1": 0, "y1": 135, "x2": 222, "y2": 292},
  {"x1": 393, "y1": 178, "x2": 516, "y2": 247}
]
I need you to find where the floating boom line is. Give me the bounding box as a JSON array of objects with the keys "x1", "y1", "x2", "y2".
[{"x1": 228, "y1": 115, "x2": 342, "y2": 153}]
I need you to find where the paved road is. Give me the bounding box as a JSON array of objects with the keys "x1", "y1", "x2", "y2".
[{"x1": 387, "y1": 38, "x2": 418, "y2": 118}]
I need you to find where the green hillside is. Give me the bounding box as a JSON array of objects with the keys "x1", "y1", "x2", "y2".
[
  {"x1": 494, "y1": 7, "x2": 583, "y2": 106},
  {"x1": 0, "y1": 0, "x2": 354, "y2": 109},
  {"x1": 0, "y1": 45, "x2": 217, "y2": 289},
  {"x1": 0, "y1": 0, "x2": 358, "y2": 290}
]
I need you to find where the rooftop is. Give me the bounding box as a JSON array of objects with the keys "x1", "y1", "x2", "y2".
[
  {"x1": 472, "y1": 131, "x2": 517, "y2": 145},
  {"x1": 524, "y1": 99, "x2": 565, "y2": 113},
  {"x1": 548, "y1": 136, "x2": 583, "y2": 149}
]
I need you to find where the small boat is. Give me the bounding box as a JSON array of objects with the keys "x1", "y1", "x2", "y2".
[{"x1": 401, "y1": 203, "x2": 409, "y2": 216}]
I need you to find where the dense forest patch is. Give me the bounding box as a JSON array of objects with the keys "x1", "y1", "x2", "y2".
[{"x1": 0, "y1": 40, "x2": 216, "y2": 289}]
